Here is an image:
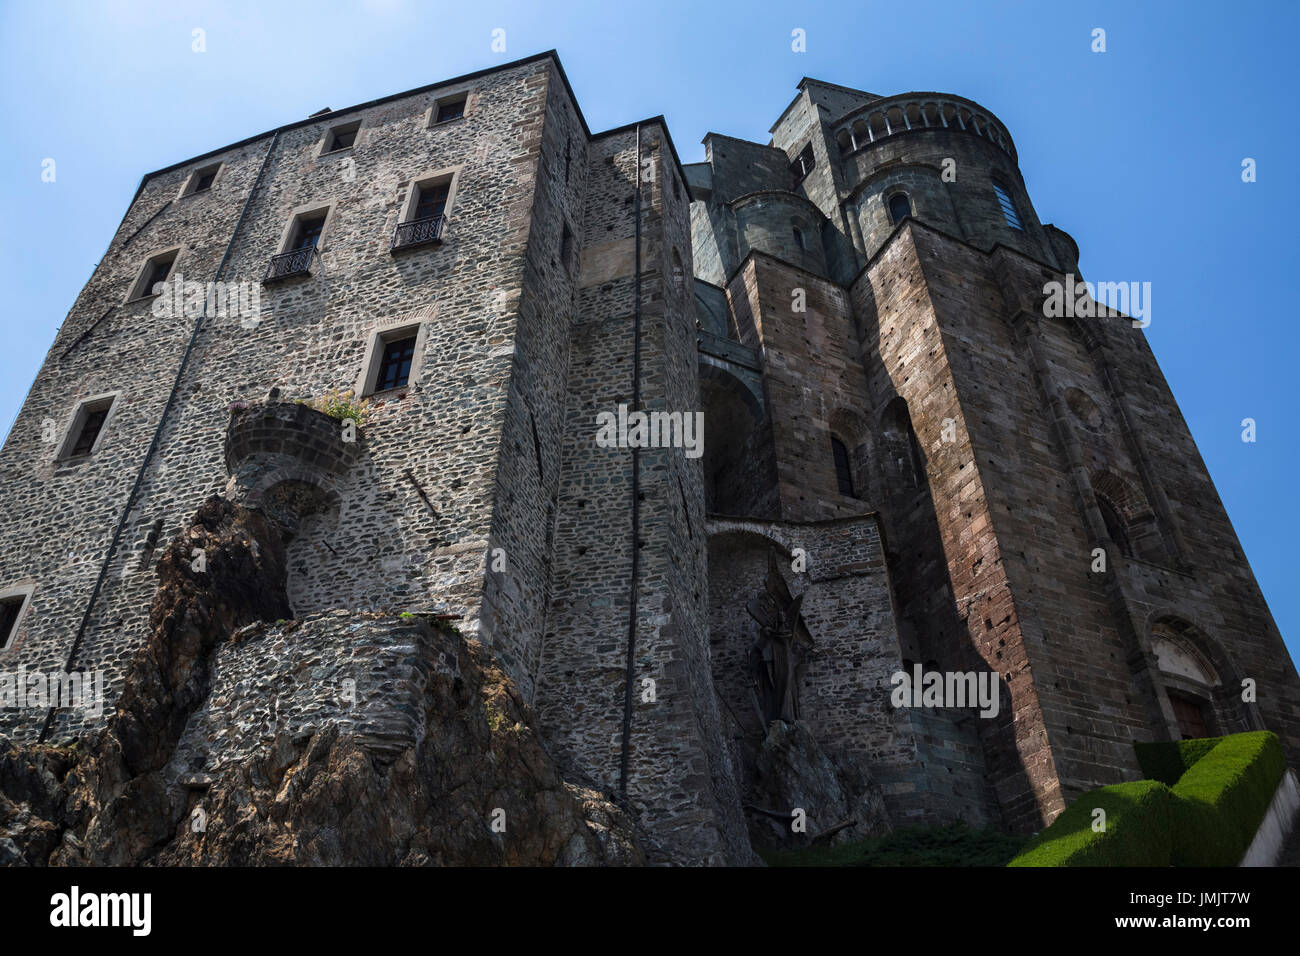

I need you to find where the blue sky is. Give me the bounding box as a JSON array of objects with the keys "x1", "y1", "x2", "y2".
[{"x1": 1, "y1": 0, "x2": 1296, "y2": 660}]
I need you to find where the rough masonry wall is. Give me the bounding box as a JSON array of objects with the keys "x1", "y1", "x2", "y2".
[
  {"x1": 844, "y1": 131, "x2": 1056, "y2": 266},
  {"x1": 726, "y1": 254, "x2": 870, "y2": 522},
  {"x1": 1, "y1": 60, "x2": 556, "y2": 740},
  {"x1": 477, "y1": 62, "x2": 588, "y2": 696},
  {"x1": 853, "y1": 222, "x2": 1060, "y2": 829},
  {"x1": 537, "y1": 124, "x2": 752, "y2": 864}
]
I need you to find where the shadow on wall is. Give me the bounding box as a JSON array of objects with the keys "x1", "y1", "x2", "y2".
[{"x1": 699, "y1": 363, "x2": 779, "y2": 518}]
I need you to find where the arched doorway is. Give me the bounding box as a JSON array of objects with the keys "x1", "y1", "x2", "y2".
[
  {"x1": 1149, "y1": 617, "x2": 1252, "y2": 739},
  {"x1": 698, "y1": 363, "x2": 778, "y2": 517}
]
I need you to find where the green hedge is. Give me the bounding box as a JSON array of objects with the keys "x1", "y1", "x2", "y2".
[
  {"x1": 1134, "y1": 736, "x2": 1221, "y2": 786},
  {"x1": 1008, "y1": 731, "x2": 1285, "y2": 867},
  {"x1": 1007, "y1": 780, "x2": 1172, "y2": 867},
  {"x1": 1168, "y1": 731, "x2": 1285, "y2": 866}
]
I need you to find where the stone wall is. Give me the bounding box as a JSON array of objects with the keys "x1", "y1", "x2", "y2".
[
  {"x1": 2, "y1": 55, "x2": 1296, "y2": 859},
  {"x1": 0, "y1": 58, "x2": 560, "y2": 742}
]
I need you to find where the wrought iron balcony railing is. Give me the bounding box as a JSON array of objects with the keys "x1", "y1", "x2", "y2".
[
  {"x1": 392, "y1": 215, "x2": 445, "y2": 252},
  {"x1": 264, "y1": 246, "x2": 316, "y2": 282}
]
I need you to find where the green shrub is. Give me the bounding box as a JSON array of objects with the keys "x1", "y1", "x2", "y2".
[
  {"x1": 1008, "y1": 779, "x2": 1173, "y2": 867},
  {"x1": 1010, "y1": 731, "x2": 1286, "y2": 867},
  {"x1": 1168, "y1": 731, "x2": 1284, "y2": 866},
  {"x1": 298, "y1": 387, "x2": 371, "y2": 426},
  {"x1": 1134, "y1": 736, "x2": 1221, "y2": 786}
]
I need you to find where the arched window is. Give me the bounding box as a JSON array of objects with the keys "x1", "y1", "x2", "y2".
[
  {"x1": 992, "y1": 182, "x2": 1024, "y2": 230},
  {"x1": 888, "y1": 192, "x2": 912, "y2": 224},
  {"x1": 792, "y1": 225, "x2": 805, "y2": 250},
  {"x1": 831, "y1": 435, "x2": 855, "y2": 498}
]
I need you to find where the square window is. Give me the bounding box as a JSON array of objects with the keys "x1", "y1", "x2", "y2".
[
  {"x1": 360, "y1": 325, "x2": 425, "y2": 396},
  {"x1": 181, "y1": 162, "x2": 221, "y2": 198},
  {"x1": 375, "y1": 335, "x2": 417, "y2": 392},
  {"x1": 325, "y1": 121, "x2": 361, "y2": 153},
  {"x1": 435, "y1": 97, "x2": 466, "y2": 123},
  {"x1": 413, "y1": 182, "x2": 450, "y2": 222},
  {"x1": 130, "y1": 250, "x2": 178, "y2": 300},
  {"x1": 60, "y1": 396, "x2": 115, "y2": 460},
  {"x1": 267, "y1": 209, "x2": 330, "y2": 281},
  {"x1": 292, "y1": 212, "x2": 328, "y2": 251}
]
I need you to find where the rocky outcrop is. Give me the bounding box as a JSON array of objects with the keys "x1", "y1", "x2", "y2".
[
  {"x1": 745, "y1": 719, "x2": 891, "y2": 848},
  {"x1": 0, "y1": 496, "x2": 642, "y2": 866}
]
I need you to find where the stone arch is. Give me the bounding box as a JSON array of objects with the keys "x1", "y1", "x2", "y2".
[
  {"x1": 243, "y1": 466, "x2": 342, "y2": 528},
  {"x1": 694, "y1": 283, "x2": 729, "y2": 338},
  {"x1": 845, "y1": 162, "x2": 963, "y2": 257},
  {"x1": 246, "y1": 472, "x2": 345, "y2": 617},
  {"x1": 699, "y1": 362, "x2": 777, "y2": 517},
  {"x1": 1090, "y1": 468, "x2": 1167, "y2": 564},
  {"x1": 828, "y1": 406, "x2": 871, "y2": 503},
  {"x1": 1145, "y1": 614, "x2": 1257, "y2": 739},
  {"x1": 887, "y1": 190, "x2": 912, "y2": 224}
]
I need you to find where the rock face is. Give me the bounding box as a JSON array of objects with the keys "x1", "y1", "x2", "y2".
[
  {"x1": 0, "y1": 496, "x2": 642, "y2": 866},
  {"x1": 746, "y1": 720, "x2": 891, "y2": 848}
]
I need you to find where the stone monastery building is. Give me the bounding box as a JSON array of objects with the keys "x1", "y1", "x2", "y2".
[{"x1": 1, "y1": 51, "x2": 1296, "y2": 864}]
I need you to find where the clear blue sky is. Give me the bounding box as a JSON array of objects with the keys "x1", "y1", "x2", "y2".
[{"x1": 1, "y1": 0, "x2": 1296, "y2": 660}]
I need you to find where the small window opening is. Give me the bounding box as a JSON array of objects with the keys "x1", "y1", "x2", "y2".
[
  {"x1": 132, "y1": 250, "x2": 177, "y2": 299},
  {"x1": 376, "y1": 335, "x2": 417, "y2": 392},
  {"x1": 888, "y1": 192, "x2": 912, "y2": 224},
  {"x1": 325, "y1": 121, "x2": 360, "y2": 152},
  {"x1": 832, "y1": 436, "x2": 856, "y2": 497},
  {"x1": 560, "y1": 223, "x2": 574, "y2": 270},
  {"x1": 1098, "y1": 497, "x2": 1132, "y2": 557},
  {"x1": 62, "y1": 396, "x2": 115, "y2": 459},
  {"x1": 292, "y1": 212, "x2": 328, "y2": 251},
  {"x1": 435, "y1": 97, "x2": 466, "y2": 124},
  {"x1": 0, "y1": 594, "x2": 25, "y2": 650},
  {"x1": 789, "y1": 143, "x2": 815, "y2": 187},
  {"x1": 993, "y1": 182, "x2": 1024, "y2": 230}
]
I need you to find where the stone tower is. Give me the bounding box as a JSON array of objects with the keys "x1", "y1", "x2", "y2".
[
  {"x1": 687, "y1": 78, "x2": 1300, "y2": 831},
  {"x1": 0, "y1": 56, "x2": 1295, "y2": 865}
]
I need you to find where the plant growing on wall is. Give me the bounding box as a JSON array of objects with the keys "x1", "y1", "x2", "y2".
[{"x1": 298, "y1": 388, "x2": 371, "y2": 427}]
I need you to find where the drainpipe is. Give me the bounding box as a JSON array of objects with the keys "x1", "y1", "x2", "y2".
[
  {"x1": 617, "y1": 124, "x2": 643, "y2": 802},
  {"x1": 39, "y1": 130, "x2": 282, "y2": 742}
]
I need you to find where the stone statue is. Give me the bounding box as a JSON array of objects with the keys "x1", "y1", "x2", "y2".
[{"x1": 745, "y1": 553, "x2": 814, "y2": 727}]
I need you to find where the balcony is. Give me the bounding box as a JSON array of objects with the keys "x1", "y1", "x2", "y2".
[
  {"x1": 391, "y1": 215, "x2": 445, "y2": 253},
  {"x1": 263, "y1": 247, "x2": 315, "y2": 283}
]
